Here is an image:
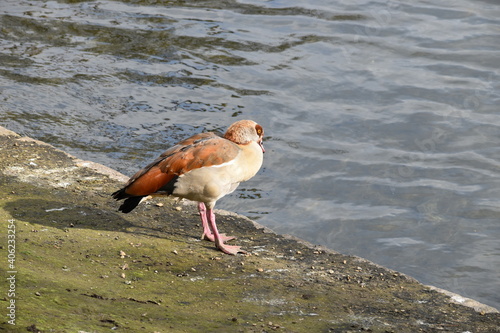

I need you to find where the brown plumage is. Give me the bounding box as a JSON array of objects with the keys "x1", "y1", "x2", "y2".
[{"x1": 112, "y1": 120, "x2": 265, "y2": 254}]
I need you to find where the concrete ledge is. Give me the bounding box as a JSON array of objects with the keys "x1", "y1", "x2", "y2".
[{"x1": 0, "y1": 126, "x2": 498, "y2": 332}]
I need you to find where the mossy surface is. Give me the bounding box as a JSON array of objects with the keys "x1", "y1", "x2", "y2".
[{"x1": 0, "y1": 129, "x2": 499, "y2": 332}]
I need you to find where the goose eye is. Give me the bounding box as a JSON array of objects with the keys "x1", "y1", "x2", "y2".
[{"x1": 255, "y1": 125, "x2": 263, "y2": 135}]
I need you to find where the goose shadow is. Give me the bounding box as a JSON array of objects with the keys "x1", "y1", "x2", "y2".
[
  {"x1": 3, "y1": 196, "x2": 204, "y2": 244},
  {"x1": 3, "y1": 193, "x2": 253, "y2": 253}
]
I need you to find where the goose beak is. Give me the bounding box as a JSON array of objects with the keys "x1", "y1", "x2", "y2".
[{"x1": 259, "y1": 139, "x2": 265, "y2": 153}]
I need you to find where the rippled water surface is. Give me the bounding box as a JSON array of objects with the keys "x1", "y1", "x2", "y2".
[{"x1": 1, "y1": 0, "x2": 499, "y2": 309}]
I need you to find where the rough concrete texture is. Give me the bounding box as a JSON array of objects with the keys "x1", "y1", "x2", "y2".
[{"x1": 0, "y1": 126, "x2": 498, "y2": 332}]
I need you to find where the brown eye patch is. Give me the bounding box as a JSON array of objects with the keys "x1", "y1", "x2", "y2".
[{"x1": 255, "y1": 124, "x2": 263, "y2": 135}]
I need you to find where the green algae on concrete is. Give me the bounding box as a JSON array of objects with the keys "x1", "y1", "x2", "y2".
[{"x1": 0, "y1": 126, "x2": 499, "y2": 332}]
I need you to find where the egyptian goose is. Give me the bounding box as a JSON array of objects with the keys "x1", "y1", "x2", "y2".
[{"x1": 112, "y1": 120, "x2": 265, "y2": 255}]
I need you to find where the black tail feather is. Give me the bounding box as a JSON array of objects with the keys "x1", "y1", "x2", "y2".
[
  {"x1": 112, "y1": 188, "x2": 145, "y2": 213},
  {"x1": 118, "y1": 196, "x2": 145, "y2": 213},
  {"x1": 112, "y1": 188, "x2": 128, "y2": 200}
]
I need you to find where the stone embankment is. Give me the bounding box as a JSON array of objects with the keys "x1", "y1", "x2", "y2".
[{"x1": 0, "y1": 126, "x2": 498, "y2": 332}]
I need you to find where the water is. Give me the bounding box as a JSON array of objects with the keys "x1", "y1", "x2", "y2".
[{"x1": 1, "y1": 0, "x2": 499, "y2": 309}]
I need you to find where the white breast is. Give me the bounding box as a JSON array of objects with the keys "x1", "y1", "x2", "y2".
[{"x1": 172, "y1": 141, "x2": 263, "y2": 205}]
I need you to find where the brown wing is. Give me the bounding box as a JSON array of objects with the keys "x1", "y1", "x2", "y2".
[
  {"x1": 158, "y1": 134, "x2": 240, "y2": 175},
  {"x1": 120, "y1": 132, "x2": 240, "y2": 197}
]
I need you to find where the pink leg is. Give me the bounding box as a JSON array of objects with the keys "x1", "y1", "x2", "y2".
[
  {"x1": 207, "y1": 208, "x2": 246, "y2": 255},
  {"x1": 198, "y1": 202, "x2": 235, "y2": 243},
  {"x1": 198, "y1": 202, "x2": 212, "y2": 239}
]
